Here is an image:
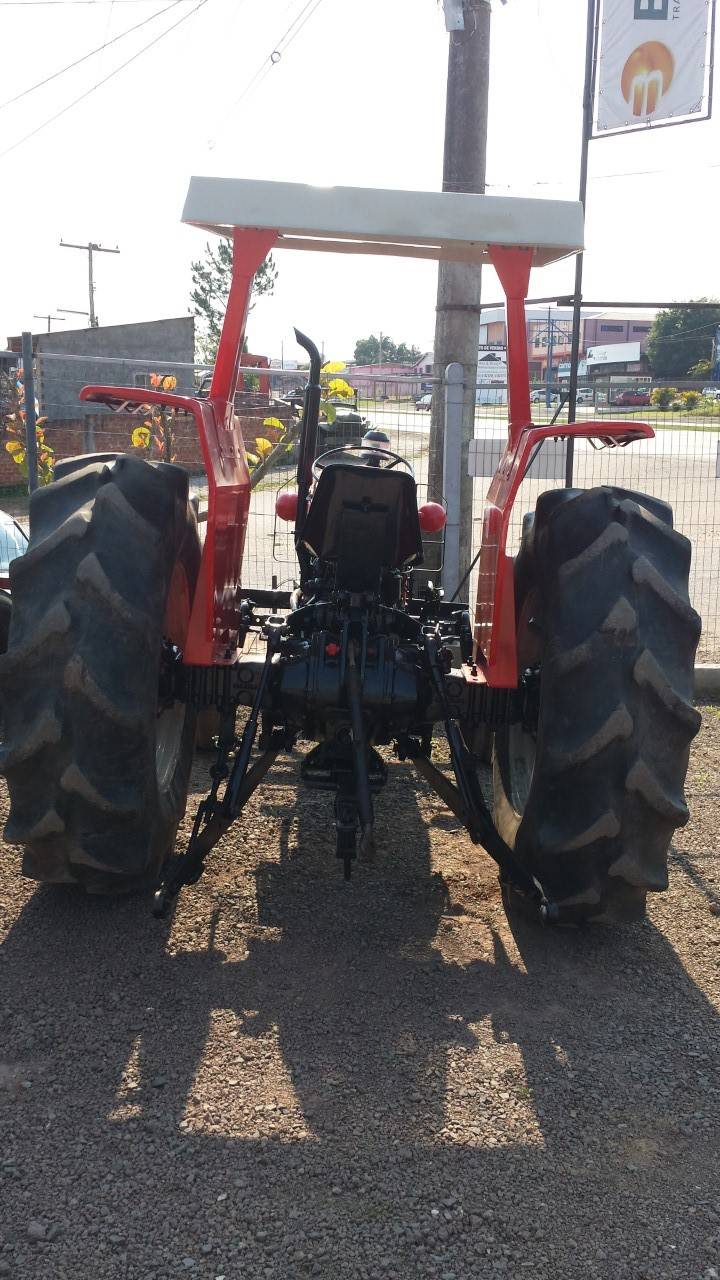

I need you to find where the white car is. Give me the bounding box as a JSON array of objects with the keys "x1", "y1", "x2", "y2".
[
  {"x1": 530, "y1": 389, "x2": 559, "y2": 404},
  {"x1": 701, "y1": 386, "x2": 720, "y2": 400},
  {"x1": 576, "y1": 387, "x2": 594, "y2": 404},
  {"x1": 0, "y1": 509, "x2": 28, "y2": 654}
]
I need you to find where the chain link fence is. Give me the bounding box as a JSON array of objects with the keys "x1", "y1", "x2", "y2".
[{"x1": 1, "y1": 352, "x2": 718, "y2": 661}]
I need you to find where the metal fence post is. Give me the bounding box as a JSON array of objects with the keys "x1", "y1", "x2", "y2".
[
  {"x1": 442, "y1": 362, "x2": 463, "y2": 600},
  {"x1": 21, "y1": 332, "x2": 39, "y2": 493}
]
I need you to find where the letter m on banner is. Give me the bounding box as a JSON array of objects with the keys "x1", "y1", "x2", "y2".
[{"x1": 595, "y1": 0, "x2": 716, "y2": 135}]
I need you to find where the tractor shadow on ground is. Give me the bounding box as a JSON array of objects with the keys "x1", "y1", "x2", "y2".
[
  {"x1": 0, "y1": 756, "x2": 719, "y2": 1273},
  {"x1": 669, "y1": 844, "x2": 720, "y2": 913}
]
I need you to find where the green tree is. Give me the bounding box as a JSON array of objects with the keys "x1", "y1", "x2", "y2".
[
  {"x1": 190, "y1": 238, "x2": 278, "y2": 363},
  {"x1": 394, "y1": 341, "x2": 423, "y2": 364},
  {"x1": 688, "y1": 357, "x2": 713, "y2": 379},
  {"x1": 352, "y1": 334, "x2": 421, "y2": 365},
  {"x1": 646, "y1": 301, "x2": 720, "y2": 379}
]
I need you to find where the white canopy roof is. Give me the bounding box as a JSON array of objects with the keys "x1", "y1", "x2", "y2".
[{"x1": 182, "y1": 177, "x2": 583, "y2": 268}]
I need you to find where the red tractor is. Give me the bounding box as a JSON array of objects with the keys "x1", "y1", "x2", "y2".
[{"x1": 0, "y1": 179, "x2": 701, "y2": 924}]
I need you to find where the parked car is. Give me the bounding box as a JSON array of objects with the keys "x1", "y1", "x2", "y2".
[
  {"x1": 416, "y1": 393, "x2": 432, "y2": 411},
  {"x1": 612, "y1": 389, "x2": 651, "y2": 407},
  {"x1": 0, "y1": 509, "x2": 28, "y2": 654},
  {"x1": 576, "y1": 387, "x2": 595, "y2": 404},
  {"x1": 701, "y1": 385, "x2": 720, "y2": 401},
  {"x1": 530, "y1": 389, "x2": 559, "y2": 404}
]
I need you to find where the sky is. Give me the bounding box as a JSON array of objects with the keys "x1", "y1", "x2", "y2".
[{"x1": 1, "y1": 0, "x2": 719, "y2": 364}]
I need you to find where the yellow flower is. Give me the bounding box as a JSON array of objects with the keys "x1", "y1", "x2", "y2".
[
  {"x1": 246, "y1": 452, "x2": 259, "y2": 466},
  {"x1": 254, "y1": 437, "x2": 273, "y2": 458},
  {"x1": 322, "y1": 361, "x2": 346, "y2": 374},
  {"x1": 5, "y1": 440, "x2": 22, "y2": 455},
  {"x1": 162, "y1": 375, "x2": 177, "y2": 392},
  {"x1": 327, "y1": 378, "x2": 354, "y2": 400},
  {"x1": 131, "y1": 425, "x2": 151, "y2": 448},
  {"x1": 263, "y1": 417, "x2": 284, "y2": 432}
]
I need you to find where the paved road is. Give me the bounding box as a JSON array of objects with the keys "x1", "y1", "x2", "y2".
[{"x1": 368, "y1": 405, "x2": 720, "y2": 458}]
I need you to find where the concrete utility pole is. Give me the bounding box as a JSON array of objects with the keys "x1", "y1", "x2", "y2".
[
  {"x1": 428, "y1": 0, "x2": 490, "y2": 598},
  {"x1": 20, "y1": 332, "x2": 39, "y2": 494},
  {"x1": 59, "y1": 240, "x2": 120, "y2": 328}
]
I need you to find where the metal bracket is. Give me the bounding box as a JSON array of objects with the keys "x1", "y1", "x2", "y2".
[{"x1": 442, "y1": 0, "x2": 465, "y2": 30}]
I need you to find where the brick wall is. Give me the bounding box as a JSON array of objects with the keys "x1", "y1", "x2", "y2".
[{"x1": 0, "y1": 404, "x2": 294, "y2": 490}]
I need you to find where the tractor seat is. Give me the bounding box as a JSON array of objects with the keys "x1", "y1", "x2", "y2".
[{"x1": 302, "y1": 462, "x2": 423, "y2": 591}]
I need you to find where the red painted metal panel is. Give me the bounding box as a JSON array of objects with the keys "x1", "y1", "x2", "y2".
[
  {"x1": 79, "y1": 224, "x2": 278, "y2": 666},
  {"x1": 209, "y1": 230, "x2": 277, "y2": 412},
  {"x1": 476, "y1": 245, "x2": 656, "y2": 689},
  {"x1": 474, "y1": 418, "x2": 654, "y2": 687}
]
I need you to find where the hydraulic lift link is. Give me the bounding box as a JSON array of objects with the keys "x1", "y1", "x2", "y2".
[
  {"x1": 345, "y1": 639, "x2": 376, "y2": 866},
  {"x1": 152, "y1": 630, "x2": 282, "y2": 917},
  {"x1": 420, "y1": 635, "x2": 558, "y2": 923}
]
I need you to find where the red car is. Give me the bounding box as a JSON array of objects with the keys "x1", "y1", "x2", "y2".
[{"x1": 612, "y1": 389, "x2": 651, "y2": 407}]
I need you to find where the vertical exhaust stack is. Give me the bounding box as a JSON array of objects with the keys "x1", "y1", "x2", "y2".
[{"x1": 293, "y1": 329, "x2": 322, "y2": 583}]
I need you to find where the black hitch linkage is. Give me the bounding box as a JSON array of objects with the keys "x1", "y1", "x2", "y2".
[{"x1": 152, "y1": 626, "x2": 284, "y2": 918}]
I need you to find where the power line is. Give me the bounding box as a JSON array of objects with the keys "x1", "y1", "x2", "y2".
[
  {"x1": 486, "y1": 160, "x2": 720, "y2": 191},
  {"x1": 0, "y1": 0, "x2": 210, "y2": 158},
  {"x1": 0, "y1": 0, "x2": 197, "y2": 5},
  {"x1": 648, "y1": 317, "x2": 720, "y2": 342},
  {"x1": 207, "y1": 0, "x2": 328, "y2": 147},
  {"x1": 0, "y1": 0, "x2": 181, "y2": 110},
  {"x1": 228, "y1": 0, "x2": 324, "y2": 111}
]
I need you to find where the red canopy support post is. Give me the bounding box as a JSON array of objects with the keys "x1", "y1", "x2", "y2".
[
  {"x1": 488, "y1": 246, "x2": 533, "y2": 448},
  {"x1": 209, "y1": 228, "x2": 277, "y2": 421}
]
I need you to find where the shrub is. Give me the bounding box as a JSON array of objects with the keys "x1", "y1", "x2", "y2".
[{"x1": 650, "y1": 386, "x2": 677, "y2": 410}]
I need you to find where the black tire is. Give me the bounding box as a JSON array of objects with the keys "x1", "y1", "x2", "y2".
[
  {"x1": 0, "y1": 592, "x2": 11, "y2": 656},
  {"x1": 493, "y1": 486, "x2": 702, "y2": 923},
  {"x1": 0, "y1": 454, "x2": 200, "y2": 892}
]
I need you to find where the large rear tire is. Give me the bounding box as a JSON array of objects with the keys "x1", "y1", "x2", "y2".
[
  {"x1": 493, "y1": 486, "x2": 702, "y2": 923},
  {"x1": 0, "y1": 591, "x2": 11, "y2": 655},
  {"x1": 0, "y1": 454, "x2": 200, "y2": 892}
]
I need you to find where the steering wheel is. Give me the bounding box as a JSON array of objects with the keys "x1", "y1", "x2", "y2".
[{"x1": 312, "y1": 444, "x2": 413, "y2": 480}]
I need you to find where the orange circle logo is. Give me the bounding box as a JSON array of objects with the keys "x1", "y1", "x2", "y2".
[{"x1": 621, "y1": 41, "x2": 674, "y2": 116}]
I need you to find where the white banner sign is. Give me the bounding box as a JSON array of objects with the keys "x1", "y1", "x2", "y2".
[
  {"x1": 596, "y1": 0, "x2": 714, "y2": 133},
  {"x1": 586, "y1": 341, "x2": 642, "y2": 365}
]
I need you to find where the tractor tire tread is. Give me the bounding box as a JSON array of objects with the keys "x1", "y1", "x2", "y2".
[
  {"x1": 0, "y1": 454, "x2": 199, "y2": 890},
  {"x1": 494, "y1": 485, "x2": 701, "y2": 922}
]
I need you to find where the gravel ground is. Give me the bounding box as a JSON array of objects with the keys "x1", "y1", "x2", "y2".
[{"x1": 0, "y1": 711, "x2": 719, "y2": 1280}]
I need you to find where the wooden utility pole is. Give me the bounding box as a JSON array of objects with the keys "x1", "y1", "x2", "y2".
[
  {"x1": 59, "y1": 240, "x2": 120, "y2": 327},
  {"x1": 428, "y1": 0, "x2": 490, "y2": 598}
]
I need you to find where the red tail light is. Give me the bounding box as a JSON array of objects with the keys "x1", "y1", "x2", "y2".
[
  {"x1": 418, "y1": 502, "x2": 446, "y2": 533},
  {"x1": 276, "y1": 491, "x2": 299, "y2": 522}
]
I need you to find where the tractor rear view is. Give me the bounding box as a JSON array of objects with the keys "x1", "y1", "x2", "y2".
[{"x1": 0, "y1": 179, "x2": 701, "y2": 926}]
